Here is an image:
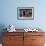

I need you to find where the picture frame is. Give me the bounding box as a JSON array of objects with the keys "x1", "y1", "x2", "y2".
[{"x1": 17, "y1": 7, "x2": 34, "y2": 20}]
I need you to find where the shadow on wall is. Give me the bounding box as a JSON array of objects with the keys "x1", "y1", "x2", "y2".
[{"x1": 0, "y1": 24, "x2": 7, "y2": 43}]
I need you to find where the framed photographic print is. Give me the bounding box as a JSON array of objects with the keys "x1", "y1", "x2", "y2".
[{"x1": 17, "y1": 7, "x2": 34, "y2": 20}]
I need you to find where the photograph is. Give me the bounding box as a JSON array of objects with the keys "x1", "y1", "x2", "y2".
[{"x1": 17, "y1": 7, "x2": 34, "y2": 20}]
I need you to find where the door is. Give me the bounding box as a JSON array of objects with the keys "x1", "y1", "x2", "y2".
[
  {"x1": 24, "y1": 32, "x2": 32, "y2": 46},
  {"x1": 2, "y1": 32, "x2": 24, "y2": 46},
  {"x1": 31, "y1": 35, "x2": 45, "y2": 46}
]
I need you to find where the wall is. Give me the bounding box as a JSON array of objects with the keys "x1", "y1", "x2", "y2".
[
  {"x1": 0, "y1": 0, "x2": 46, "y2": 29},
  {"x1": 0, "y1": 0, "x2": 46, "y2": 28},
  {"x1": 0, "y1": 0, "x2": 46, "y2": 44}
]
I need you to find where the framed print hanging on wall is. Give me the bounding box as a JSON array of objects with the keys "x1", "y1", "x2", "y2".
[{"x1": 17, "y1": 7, "x2": 34, "y2": 20}]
